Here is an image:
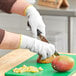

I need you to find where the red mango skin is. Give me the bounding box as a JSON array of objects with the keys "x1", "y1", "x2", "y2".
[{"x1": 52, "y1": 56, "x2": 74, "y2": 72}]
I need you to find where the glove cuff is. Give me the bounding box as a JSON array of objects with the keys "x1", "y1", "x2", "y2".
[
  {"x1": 18, "y1": 34, "x2": 22, "y2": 48},
  {"x1": 18, "y1": 35, "x2": 35, "y2": 50},
  {"x1": 24, "y1": 5, "x2": 40, "y2": 17},
  {"x1": 24, "y1": 5, "x2": 33, "y2": 16}
]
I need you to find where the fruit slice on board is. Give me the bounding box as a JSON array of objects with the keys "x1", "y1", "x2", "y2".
[{"x1": 37, "y1": 55, "x2": 56, "y2": 63}]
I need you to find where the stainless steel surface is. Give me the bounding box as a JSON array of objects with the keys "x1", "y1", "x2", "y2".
[{"x1": 67, "y1": 17, "x2": 73, "y2": 53}]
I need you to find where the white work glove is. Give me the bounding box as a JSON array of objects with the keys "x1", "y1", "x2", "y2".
[
  {"x1": 20, "y1": 35, "x2": 55, "y2": 60},
  {"x1": 26, "y1": 0, "x2": 36, "y2": 4},
  {"x1": 25, "y1": 5, "x2": 45, "y2": 38}
]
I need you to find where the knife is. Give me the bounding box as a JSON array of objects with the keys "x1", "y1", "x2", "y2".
[{"x1": 27, "y1": 21, "x2": 60, "y2": 56}]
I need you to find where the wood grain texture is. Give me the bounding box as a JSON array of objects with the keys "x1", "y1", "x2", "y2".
[
  {"x1": 0, "y1": 49, "x2": 35, "y2": 76},
  {"x1": 0, "y1": 49, "x2": 76, "y2": 76},
  {"x1": 38, "y1": 0, "x2": 69, "y2": 8}
]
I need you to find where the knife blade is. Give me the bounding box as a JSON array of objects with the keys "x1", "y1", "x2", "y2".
[{"x1": 27, "y1": 21, "x2": 59, "y2": 56}]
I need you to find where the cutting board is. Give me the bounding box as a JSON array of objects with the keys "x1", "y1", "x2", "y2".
[{"x1": 5, "y1": 54, "x2": 76, "y2": 76}]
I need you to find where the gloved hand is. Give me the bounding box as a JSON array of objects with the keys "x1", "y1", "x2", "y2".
[
  {"x1": 25, "y1": 5, "x2": 45, "y2": 38},
  {"x1": 20, "y1": 35, "x2": 55, "y2": 60}
]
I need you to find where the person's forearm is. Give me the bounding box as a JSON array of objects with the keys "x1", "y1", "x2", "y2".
[
  {"x1": 11, "y1": 0, "x2": 30, "y2": 16},
  {"x1": 0, "y1": 0, "x2": 31, "y2": 16},
  {"x1": 0, "y1": 31, "x2": 20, "y2": 49}
]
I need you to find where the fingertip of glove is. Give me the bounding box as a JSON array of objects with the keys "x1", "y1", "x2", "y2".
[{"x1": 41, "y1": 56, "x2": 47, "y2": 60}]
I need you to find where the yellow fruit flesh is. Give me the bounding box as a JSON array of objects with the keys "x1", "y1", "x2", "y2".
[{"x1": 13, "y1": 65, "x2": 43, "y2": 73}]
